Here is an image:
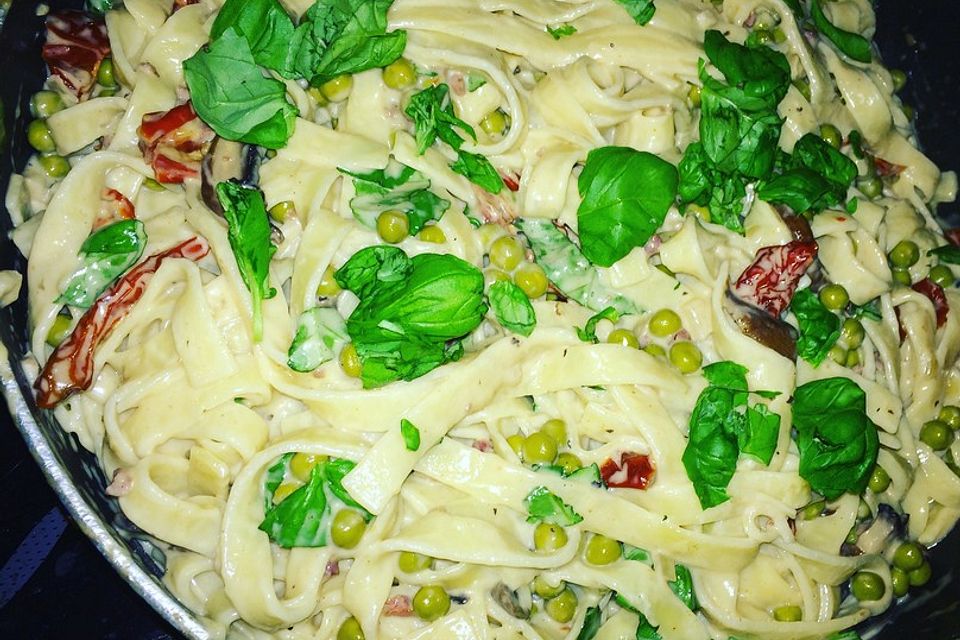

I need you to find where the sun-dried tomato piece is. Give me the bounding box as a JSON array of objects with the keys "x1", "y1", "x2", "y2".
[
  {"x1": 732, "y1": 241, "x2": 818, "y2": 317},
  {"x1": 912, "y1": 278, "x2": 949, "y2": 328},
  {"x1": 600, "y1": 452, "x2": 655, "y2": 489},
  {"x1": 42, "y1": 11, "x2": 110, "y2": 100},
  {"x1": 873, "y1": 157, "x2": 906, "y2": 178},
  {"x1": 945, "y1": 229, "x2": 960, "y2": 247},
  {"x1": 105, "y1": 188, "x2": 135, "y2": 220},
  {"x1": 501, "y1": 171, "x2": 520, "y2": 192},
  {"x1": 138, "y1": 102, "x2": 212, "y2": 183},
  {"x1": 35, "y1": 237, "x2": 210, "y2": 408},
  {"x1": 139, "y1": 102, "x2": 198, "y2": 147},
  {"x1": 152, "y1": 154, "x2": 199, "y2": 184}
]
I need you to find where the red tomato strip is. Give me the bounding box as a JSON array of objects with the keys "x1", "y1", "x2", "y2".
[
  {"x1": 104, "y1": 188, "x2": 136, "y2": 220},
  {"x1": 912, "y1": 278, "x2": 949, "y2": 328},
  {"x1": 152, "y1": 153, "x2": 198, "y2": 184},
  {"x1": 139, "y1": 102, "x2": 198, "y2": 147},
  {"x1": 600, "y1": 452, "x2": 655, "y2": 489},
  {"x1": 732, "y1": 241, "x2": 818, "y2": 317},
  {"x1": 873, "y1": 157, "x2": 906, "y2": 178},
  {"x1": 945, "y1": 229, "x2": 960, "y2": 247},
  {"x1": 41, "y1": 11, "x2": 110, "y2": 100},
  {"x1": 35, "y1": 237, "x2": 210, "y2": 408}
]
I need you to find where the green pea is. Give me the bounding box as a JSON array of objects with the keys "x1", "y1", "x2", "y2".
[
  {"x1": 45, "y1": 314, "x2": 72, "y2": 347},
  {"x1": 307, "y1": 86, "x2": 328, "y2": 106},
  {"x1": 643, "y1": 343, "x2": 666, "y2": 358},
  {"x1": 845, "y1": 349, "x2": 860, "y2": 368},
  {"x1": 772, "y1": 605, "x2": 802, "y2": 622},
  {"x1": 97, "y1": 58, "x2": 116, "y2": 87},
  {"x1": 892, "y1": 268, "x2": 912, "y2": 286},
  {"x1": 39, "y1": 154, "x2": 70, "y2": 179},
  {"x1": 687, "y1": 84, "x2": 701, "y2": 108},
  {"x1": 648, "y1": 308, "x2": 682, "y2": 337},
  {"x1": 820, "y1": 123, "x2": 843, "y2": 149},
  {"x1": 908, "y1": 560, "x2": 931, "y2": 587},
  {"x1": 317, "y1": 266, "x2": 342, "y2": 298},
  {"x1": 479, "y1": 109, "x2": 508, "y2": 136},
  {"x1": 290, "y1": 452, "x2": 327, "y2": 482},
  {"x1": 584, "y1": 534, "x2": 621, "y2": 565},
  {"x1": 930, "y1": 264, "x2": 955, "y2": 288},
  {"x1": 484, "y1": 268, "x2": 511, "y2": 289},
  {"x1": 533, "y1": 522, "x2": 567, "y2": 552},
  {"x1": 555, "y1": 452, "x2": 582, "y2": 475},
  {"x1": 868, "y1": 464, "x2": 891, "y2": 493},
  {"x1": 330, "y1": 509, "x2": 367, "y2": 549},
  {"x1": 377, "y1": 210, "x2": 409, "y2": 244},
  {"x1": 31, "y1": 90, "x2": 64, "y2": 119},
  {"x1": 890, "y1": 68, "x2": 907, "y2": 92},
  {"x1": 607, "y1": 328, "x2": 639, "y2": 349},
  {"x1": 321, "y1": 75, "x2": 353, "y2": 102},
  {"x1": 532, "y1": 576, "x2": 565, "y2": 599},
  {"x1": 845, "y1": 527, "x2": 860, "y2": 545},
  {"x1": 859, "y1": 175, "x2": 883, "y2": 200},
  {"x1": 890, "y1": 567, "x2": 909, "y2": 597},
  {"x1": 540, "y1": 419, "x2": 567, "y2": 447},
  {"x1": 337, "y1": 616, "x2": 365, "y2": 640},
  {"x1": 851, "y1": 571, "x2": 885, "y2": 601},
  {"x1": 793, "y1": 77, "x2": 811, "y2": 102},
  {"x1": 489, "y1": 235, "x2": 524, "y2": 271},
  {"x1": 27, "y1": 119, "x2": 56, "y2": 153},
  {"x1": 272, "y1": 482, "x2": 299, "y2": 504},
  {"x1": 412, "y1": 585, "x2": 450, "y2": 621},
  {"x1": 919, "y1": 419, "x2": 953, "y2": 451},
  {"x1": 669, "y1": 341, "x2": 702, "y2": 374},
  {"x1": 513, "y1": 263, "x2": 548, "y2": 299},
  {"x1": 544, "y1": 588, "x2": 578, "y2": 623},
  {"x1": 522, "y1": 432, "x2": 558, "y2": 464},
  {"x1": 892, "y1": 541, "x2": 925, "y2": 572},
  {"x1": 889, "y1": 240, "x2": 920, "y2": 268},
  {"x1": 418, "y1": 225, "x2": 446, "y2": 244},
  {"x1": 686, "y1": 203, "x2": 710, "y2": 223},
  {"x1": 398, "y1": 551, "x2": 432, "y2": 573},
  {"x1": 382, "y1": 58, "x2": 416, "y2": 90},
  {"x1": 268, "y1": 200, "x2": 296, "y2": 223},
  {"x1": 841, "y1": 318, "x2": 865, "y2": 349},
  {"x1": 938, "y1": 405, "x2": 960, "y2": 430},
  {"x1": 751, "y1": 29, "x2": 772, "y2": 45},
  {"x1": 339, "y1": 343, "x2": 362, "y2": 378},
  {"x1": 772, "y1": 27, "x2": 787, "y2": 44},
  {"x1": 902, "y1": 104, "x2": 914, "y2": 121},
  {"x1": 828, "y1": 344, "x2": 848, "y2": 365},
  {"x1": 857, "y1": 499, "x2": 872, "y2": 520},
  {"x1": 819, "y1": 284, "x2": 849, "y2": 311},
  {"x1": 800, "y1": 500, "x2": 825, "y2": 520},
  {"x1": 506, "y1": 433, "x2": 524, "y2": 457}
]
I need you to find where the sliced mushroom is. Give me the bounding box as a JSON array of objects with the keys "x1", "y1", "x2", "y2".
[
  {"x1": 201, "y1": 138, "x2": 259, "y2": 214},
  {"x1": 490, "y1": 582, "x2": 529, "y2": 620},
  {"x1": 775, "y1": 206, "x2": 815, "y2": 243},
  {"x1": 724, "y1": 291, "x2": 798, "y2": 360}
]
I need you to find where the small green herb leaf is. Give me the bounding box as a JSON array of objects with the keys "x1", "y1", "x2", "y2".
[
  {"x1": 524, "y1": 486, "x2": 583, "y2": 526},
  {"x1": 259, "y1": 465, "x2": 329, "y2": 547},
  {"x1": 576, "y1": 306, "x2": 620, "y2": 343},
  {"x1": 791, "y1": 288, "x2": 841, "y2": 366},
  {"x1": 612, "y1": 0, "x2": 656, "y2": 26},
  {"x1": 668, "y1": 565, "x2": 698, "y2": 611},
  {"x1": 216, "y1": 181, "x2": 277, "y2": 342},
  {"x1": 546, "y1": 24, "x2": 577, "y2": 39},
  {"x1": 929, "y1": 245, "x2": 960, "y2": 265},
  {"x1": 488, "y1": 280, "x2": 536, "y2": 337},
  {"x1": 58, "y1": 219, "x2": 147, "y2": 308},
  {"x1": 334, "y1": 244, "x2": 411, "y2": 299},
  {"x1": 576, "y1": 605, "x2": 603, "y2": 640},
  {"x1": 450, "y1": 150, "x2": 504, "y2": 194},
  {"x1": 405, "y1": 83, "x2": 475, "y2": 154},
  {"x1": 262, "y1": 452, "x2": 293, "y2": 509},
  {"x1": 400, "y1": 418, "x2": 421, "y2": 451},
  {"x1": 741, "y1": 404, "x2": 780, "y2": 465},
  {"x1": 810, "y1": 0, "x2": 872, "y2": 63},
  {"x1": 758, "y1": 134, "x2": 858, "y2": 214},
  {"x1": 287, "y1": 307, "x2": 348, "y2": 372}
]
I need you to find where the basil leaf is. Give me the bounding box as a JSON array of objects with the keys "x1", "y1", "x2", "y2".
[
  {"x1": 400, "y1": 418, "x2": 421, "y2": 451},
  {"x1": 58, "y1": 219, "x2": 147, "y2": 308},
  {"x1": 450, "y1": 150, "x2": 504, "y2": 194},
  {"x1": 259, "y1": 465, "x2": 330, "y2": 547},
  {"x1": 524, "y1": 486, "x2": 583, "y2": 526},
  {"x1": 535, "y1": 462, "x2": 602, "y2": 485},
  {"x1": 488, "y1": 280, "x2": 536, "y2": 337},
  {"x1": 678, "y1": 142, "x2": 747, "y2": 234},
  {"x1": 515, "y1": 218, "x2": 638, "y2": 315},
  {"x1": 758, "y1": 134, "x2": 858, "y2": 213},
  {"x1": 702, "y1": 361, "x2": 748, "y2": 392},
  {"x1": 703, "y1": 30, "x2": 791, "y2": 109},
  {"x1": 287, "y1": 307, "x2": 348, "y2": 372},
  {"x1": 546, "y1": 24, "x2": 577, "y2": 39},
  {"x1": 466, "y1": 73, "x2": 487, "y2": 92},
  {"x1": 342, "y1": 249, "x2": 487, "y2": 388},
  {"x1": 577, "y1": 605, "x2": 603, "y2": 640},
  {"x1": 622, "y1": 544, "x2": 652, "y2": 564},
  {"x1": 827, "y1": 632, "x2": 863, "y2": 640},
  {"x1": 577, "y1": 146, "x2": 679, "y2": 267},
  {"x1": 334, "y1": 245, "x2": 411, "y2": 298},
  {"x1": 322, "y1": 458, "x2": 372, "y2": 518},
  {"x1": 576, "y1": 306, "x2": 620, "y2": 343},
  {"x1": 636, "y1": 615, "x2": 663, "y2": 640},
  {"x1": 792, "y1": 377, "x2": 879, "y2": 499},
  {"x1": 216, "y1": 181, "x2": 278, "y2": 342},
  {"x1": 929, "y1": 245, "x2": 960, "y2": 265},
  {"x1": 851, "y1": 300, "x2": 882, "y2": 321},
  {"x1": 344, "y1": 160, "x2": 450, "y2": 234},
  {"x1": 210, "y1": 0, "x2": 296, "y2": 75},
  {"x1": 791, "y1": 288, "x2": 841, "y2": 366},
  {"x1": 86, "y1": 0, "x2": 120, "y2": 13},
  {"x1": 405, "y1": 83, "x2": 475, "y2": 154},
  {"x1": 263, "y1": 452, "x2": 294, "y2": 509},
  {"x1": 184, "y1": 29, "x2": 298, "y2": 149},
  {"x1": 741, "y1": 404, "x2": 780, "y2": 465},
  {"x1": 810, "y1": 0, "x2": 872, "y2": 64},
  {"x1": 613, "y1": 0, "x2": 656, "y2": 26},
  {"x1": 668, "y1": 565, "x2": 698, "y2": 611}
]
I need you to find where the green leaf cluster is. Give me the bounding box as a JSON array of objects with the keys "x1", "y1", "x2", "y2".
[
  {"x1": 216, "y1": 181, "x2": 277, "y2": 342},
  {"x1": 343, "y1": 160, "x2": 450, "y2": 234},
  {"x1": 790, "y1": 288, "x2": 841, "y2": 367},
  {"x1": 404, "y1": 83, "x2": 504, "y2": 193},
  {"x1": 792, "y1": 377, "x2": 879, "y2": 500},
  {"x1": 488, "y1": 280, "x2": 537, "y2": 337},
  {"x1": 58, "y1": 219, "x2": 147, "y2": 308},
  {"x1": 576, "y1": 146, "x2": 678, "y2": 267},
  {"x1": 757, "y1": 133, "x2": 858, "y2": 214},
  {"x1": 259, "y1": 456, "x2": 371, "y2": 548},
  {"x1": 682, "y1": 361, "x2": 782, "y2": 509},
  {"x1": 287, "y1": 307, "x2": 348, "y2": 372},
  {"x1": 576, "y1": 306, "x2": 620, "y2": 343},
  {"x1": 810, "y1": 0, "x2": 872, "y2": 63},
  {"x1": 523, "y1": 486, "x2": 583, "y2": 526},
  {"x1": 334, "y1": 245, "x2": 487, "y2": 388}
]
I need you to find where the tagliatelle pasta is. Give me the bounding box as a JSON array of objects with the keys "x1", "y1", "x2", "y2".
[{"x1": 9, "y1": 0, "x2": 960, "y2": 638}]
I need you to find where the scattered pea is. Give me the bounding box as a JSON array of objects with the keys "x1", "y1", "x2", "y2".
[
  {"x1": 892, "y1": 541, "x2": 925, "y2": 572},
  {"x1": 930, "y1": 264, "x2": 955, "y2": 288},
  {"x1": 377, "y1": 210, "x2": 409, "y2": 244},
  {"x1": 908, "y1": 560, "x2": 931, "y2": 587},
  {"x1": 532, "y1": 576, "x2": 565, "y2": 599},
  {"x1": 540, "y1": 419, "x2": 567, "y2": 447},
  {"x1": 39, "y1": 154, "x2": 70, "y2": 179},
  {"x1": 27, "y1": 119, "x2": 56, "y2": 153},
  {"x1": 31, "y1": 90, "x2": 64, "y2": 119},
  {"x1": 382, "y1": 58, "x2": 416, "y2": 90},
  {"x1": 330, "y1": 509, "x2": 367, "y2": 549},
  {"x1": 45, "y1": 314, "x2": 72, "y2": 347},
  {"x1": 320, "y1": 74, "x2": 353, "y2": 102},
  {"x1": 669, "y1": 341, "x2": 702, "y2": 373},
  {"x1": 419, "y1": 224, "x2": 446, "y2": 244},
  {"x1": 819, "y1": 284, "x2": 849, "y2": 311},
  {"x1": 889, "y1": 240, "x2": 920, "y2": 268},
  {"x1": 307, "y1": 86, "x2": 328, "y2": 106},
  {"x1": 483, "y1": 268, "x2": 511, "y2": 289},
  {"x1": 919, "y1": 419, "x2": 953, "y2": 451},
  {"x1": 890, "y1": 68, "x2": 907, "y2": 93},
  {"x1": 399, "y1": 551, "x2": 433, "y2": 573},
  {"x1": 868, "y1": 464, "x2": 891, "y2": 493},
  {"x1": 902, "y1": 104, "x2": 914, "y2": 121},
  {"x1": 533, "y1": 522, "x2": 567, "y2": 552},
  {"x1": 290, "y1": 452, "x2": 328, "y2": 482},
  {"x1": 773, "y1": 605, "x2": 802, "y2": 622},
  {"x1": 489, "y1": 235, "x2": 524, "y2": 271},
  {"x1": 845, "y1": 350, "x2": 860, "y2": 368},
  {"x1": 506, "y1": 433, "x2": 525, "y2": 457},
  {"x1": 555, "y1": 452, "x2": 582, "y2": 475},
  {"x1": 513, "y1": 263, "x2": 548, "y2": 299},
  {"x1": 607, "y1": 328, "x2": 639, "y2": 349},
  {"x1": 544, "y1": 588, "x2": 578, "y2": 623},
  {"x1": 522, "y1": 432, "x2": 558, "y2": 464},
  {"x1": 890, "y1": 567, "x2": 910, "y2": 597},
  {"x1": 412, "y1": 585, "x2": 451, "y2": 622},
  {"x1": 820, "y1": 123, "x2": 842, "y2": 149},
  {"x1": 649, "y1": 309, "x2": 682, "y2": 337},
  {"x1": 793, "y1": 78, "x2": 811, "y2": 102},
  {"x1": 339, "y1": 343, "x2": 362, "y2": 378},
  {"x1": 272, "y1": 482, "x2": 299, "y2": 504},
  {"x1": 268, "y1": 200, "x2": 295, "y2": 223},
  {"x1": 337, "y1": 616, "x2": 364, "y2": 640},
  {"x1": 800, "y1": 500, "x2": 825, "y2": 520},
  {"x1": 584, "y1": 534, "x2": 621, "y2": 565},
  {"x1": 938, "y1": 405, "x2": 960, "y2": 430},
  {"x1": 892, "y1": 268, "x2": 912, "y2": 286},
  {"x1": 643, "y1": 343, "x2": 666, "y2": 358},
  {"x1": 317, "y1": 266, "x2": 342, "y2": 297},
  {"x1": 851, "y1": 571, "x2": 885, "y2": 601},
  {"x1": 859, "y1": 175, "x2": 883, "y2": 200},
  {"x1": 828, "y1": 344, "x2": 848, "y2": 365},
  {"x1": 97, "y1": 57, "x2": 116, "y2": 87},
  {"x1": 479, "y1": 109, "x2": 508, "y2": 136},
  {"x1": 687, "y1": 84, "x2": 701, "y2": 107},
  {"x1": 772, "y1": 27, "x2": 786, "y2": 44}
]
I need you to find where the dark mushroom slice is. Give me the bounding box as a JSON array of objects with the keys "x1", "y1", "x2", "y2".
[
  {"x1": 490, "y1": 582, "x2": 529, "y2": 620},
  {"x1": 856, "y1": 504, "x2": 904, "y2": 555},
  {"x1": 724, "y1": 291, "x2": 798, "y2": 360},
  {"x1": 775, "y1": 206, "x2": 815, "y2": 243},
  {"x1": 201, "y1": 138, "x2": 260, "y2": 214}
]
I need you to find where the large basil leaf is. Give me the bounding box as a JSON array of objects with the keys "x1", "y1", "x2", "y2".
[
  {"x1": 259, "y1": 465, "x2": 330, "y2": 547},
  {"x1": 287, "y1": 307, "x2": 348, "y2": 372},
  {"x1": 334, "y1": 244, "x2": 412, "y2": 299},
  {"x1": 450, "y1": 150, "x2": 504, "y2": 194},
  {"x1": 184, "y1": 29, "x2": 298, "y2": 149},
  {"x1": 576, "y1": 146, "x2": 678, "y2": 267},
  {"x1": 344, "y1": 160, "x2": 450, "y2": 234},
  {"x1": 792, "y1": 377, "x2": 879, "y2": 499},
  {"x1": 758, "y1": 134, "x2": 858, "y2": 213},
  {"x1": 58, "y1": 219, "x2": 146, "y2": 308},
  {"x1": 210, "y1": 0, "x2": 296, "y2": 75},
  {"x1": 810, "y1": 0, "x2": 872, "y2": 64},
  {"x1": 790, "y1": 287, "x2": 841, "y2": 366},
  {"x1": 488, "y1": 280, "x2": 536, "y2": 337}
]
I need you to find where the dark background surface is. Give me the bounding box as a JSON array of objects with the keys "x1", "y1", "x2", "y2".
[{"x1": 1, "y1": 1, "x2": 959, "y2": 638}]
